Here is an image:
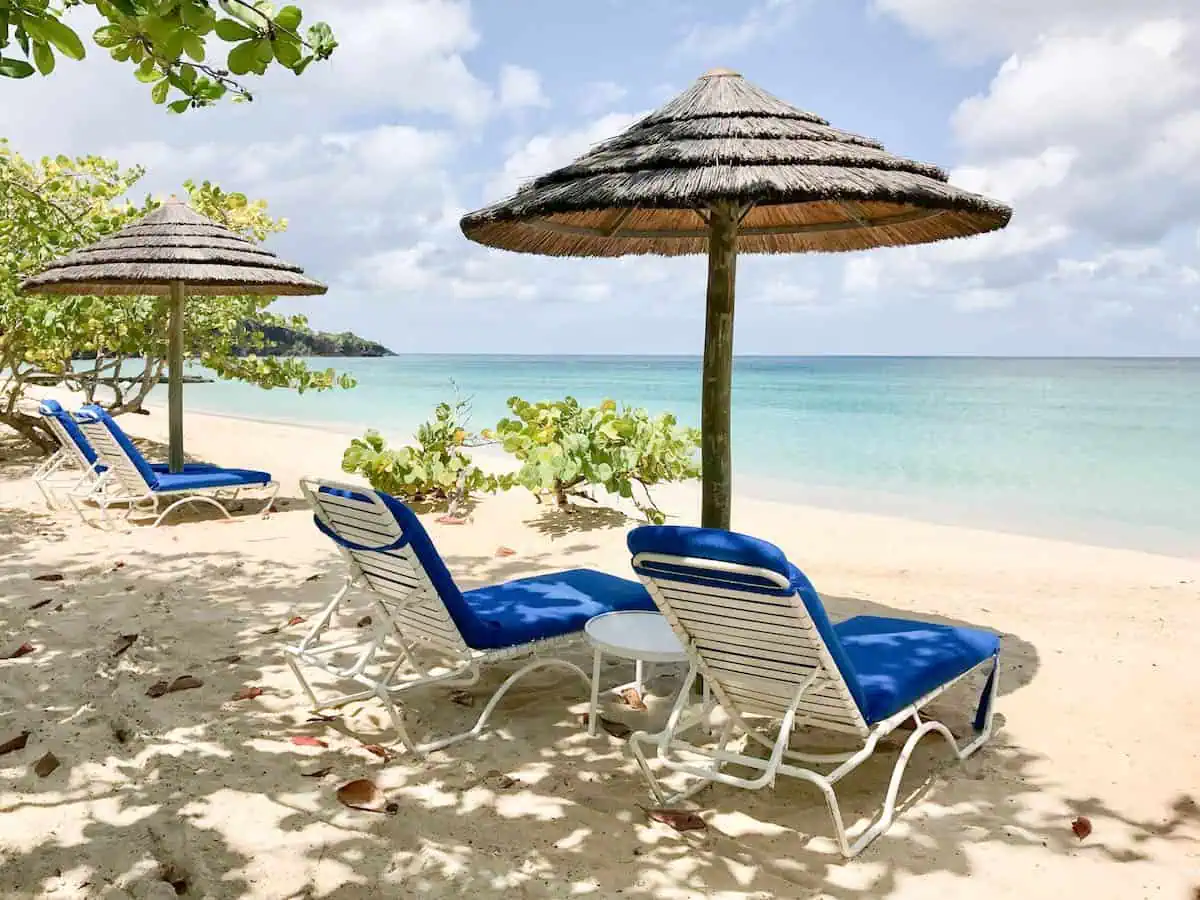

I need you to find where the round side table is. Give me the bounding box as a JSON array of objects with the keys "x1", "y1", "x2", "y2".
[{"x1": 584, "y1": 610, "x2": 689, "y2": 737}]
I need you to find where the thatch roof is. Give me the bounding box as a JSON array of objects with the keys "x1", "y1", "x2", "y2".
[
  {"x1": 21, "y1": 198, "x2": 327, "y2": 296},
  {"x1": 461, "y1": 69, "x2": 1012, "y2": 257}
]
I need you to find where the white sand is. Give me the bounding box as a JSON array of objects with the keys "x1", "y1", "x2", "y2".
[{"x1": 1, "y1": 406, "x2": 1198, "y2": 899}]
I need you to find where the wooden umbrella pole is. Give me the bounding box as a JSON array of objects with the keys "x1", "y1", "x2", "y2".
[
  {"x1": 700, "y1": 202, "x2": 739, "y2": 530},
  {"x1": 167, "y1": 280, "x2": 186, "y2": 473}
]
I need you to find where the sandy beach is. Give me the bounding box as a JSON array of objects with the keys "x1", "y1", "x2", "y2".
[{"x1": 2, "y1": 404, "x2": 1198, "y2": 899}]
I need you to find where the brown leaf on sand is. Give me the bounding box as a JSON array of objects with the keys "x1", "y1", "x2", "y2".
[
  {"x1": 305, "y1": 713, "x2": 338, "y2": 724},
  {"x1": 3, "y1": 642, "x2": 36, "y2": 660},
  {"x1": 1071, "y1": 816, "x2": 1093, "y2": 841},
  {"x1": 33, "y1": 752, "x2": 60, "y2": 778},
  {"x1": 32, "y1": 573, "x2": 64, "y2": 582},
  {"x1": 112, "y1": 561, "x2": 126, "y2": 570},
  {"x1": 436, "y1": 515, "x2": 467, "y2": 525},
  {"x1": 169, "y1": 675, "x2": 203, "y2": 693},
  {"x1": 215, "y1": 654, "x2": 242, "y2": 664},
  {"x1": 286, "y1": 616, "x2": 306, "y2": 627},
  {"x1": 232, "y1": 687, "x2": 264, "y2": 701},
  {"x1": 495, "y1": 546, "x2": 516, "y2": 557},
  {"x1": 304, "y1": 574, "x2": 322, "y2": 583},
  {"x1": 0, "y1": 732, "x2": 30, "y2": 756},
  {"x1": 146, "y1": 681, "x2": 170, "y2": 698},
  {"x1": 301, "y1": 765, "x2": 333, "y2": 778},
  {"x1": 123, "y1": 585, "x2": 136, "y2": 592},
  {"x1": 356, "y1": 616, "x2": 373, "y2": 628},
  {"x1": 29, "y1": 598, "x2": 53, "y2": 611},
  {"x1": 643, "y1": 807, "x2": 707, "y2": 833},
  {"x1": 449, "y1": 690, "x2": 474, "y2": 707},
  {"x1": 362, "y1": 743, "x2": 394, "y2": 760},
  {"x1": 291, "y1": 735, "x2": 328, "y2": 748},
  {"x1": 599, "y1": 717, "x2": 632, "y2": 739},
  {"x1": 110, "y1": 634, "x2": 138, "y2": 658},
  {"x1": 336, "y1": 778, "x2": 389, "y2": 812},
  {"x1": 620, "y1": 687, "x2": 647, "y2": 711}
]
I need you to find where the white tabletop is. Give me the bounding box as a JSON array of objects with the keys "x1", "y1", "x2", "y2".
[{"x1": 584, "y1": 611, "x2": 687, "y2": 663}]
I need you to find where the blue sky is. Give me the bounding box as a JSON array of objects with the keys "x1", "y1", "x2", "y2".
[{"x1": 2, "y1": 0, "x2": 1198, "y2": 355}]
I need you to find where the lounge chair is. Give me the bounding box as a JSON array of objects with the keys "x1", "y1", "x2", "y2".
[
  {"x1": 288, "y1": 477, "x2": 656, "y2": 754},
  {"x1": 69, "y1": 405, "x2": 277, "y2": 527},
  {"x1": 626, "y1": 525, "x2": 1000, "y2": 858},
  {"x1": 33, "y1": 399, "x2": 218, "y2": 512}
]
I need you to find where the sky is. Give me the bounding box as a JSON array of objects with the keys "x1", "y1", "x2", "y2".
[{"x1": 2, "y1": 0, "x2": 1198, "y2": 356}]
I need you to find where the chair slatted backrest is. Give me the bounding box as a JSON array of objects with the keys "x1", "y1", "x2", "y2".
[
  {"x1": 302, "y1": 478, "x2": 471, "y2": 657},
  {"x1": 75, "y1": 406, "x2": 158, "y2": 497},
  {"x1": 629, "y1": 526, "x2": 869, "y2": 737},
  {"x1": 38, "y1": 400, "x2": 96, "y2": 471}
]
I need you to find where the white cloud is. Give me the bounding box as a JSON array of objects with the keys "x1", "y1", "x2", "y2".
[
  {"x1": 497, "y1": 64, "x2": 550, "y2": 110},
  {"x1": 675, "y1": 0, "x2": 809, "y2": 59},
  {"x1": 579, "y1": 80, "x2": 629, "y2": 113}
]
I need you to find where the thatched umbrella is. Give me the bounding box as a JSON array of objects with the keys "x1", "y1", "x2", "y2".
[
  {"x1": 21, "y1": 197, "x2": 326, "y2": 472},
  {"x1": 461, "y1": 69, "x2": 1012, "y2": 529}
]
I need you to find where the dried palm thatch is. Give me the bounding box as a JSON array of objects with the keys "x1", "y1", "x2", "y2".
[
  {"x1": 461, "y1": 69, "x2": 1013, "y2": 531},
  {"x1": 20, "y1": 197, "x2": 326, "y2": 473},
  {"x1": 20, "y1": 198, "x2": 327, "y2": 296},
  {"x1": 461, "y1": 68, "x2": 1011, "y2": 257}
]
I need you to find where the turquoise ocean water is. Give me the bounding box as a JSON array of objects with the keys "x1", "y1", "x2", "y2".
[{"x1": 165, "y1": 356, "x2": 1198, "y2": 555}]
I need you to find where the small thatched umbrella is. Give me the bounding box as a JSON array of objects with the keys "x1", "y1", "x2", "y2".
[
  {"x1": 462, "y1": 69, "x2": 1012, "y2": 529},
  {"x1": 21, "y1": 198, "x2": 326, "y2": 472}
]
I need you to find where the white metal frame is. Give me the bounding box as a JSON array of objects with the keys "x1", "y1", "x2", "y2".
[
  {"x1": 287, "y1": 477, "x2": 593, "y2": 755},
  {"x1": 629, "y1": 551, "x2": 1000, "y2": 858},
  {"x1": 67, "y1": 415, "x2": 278, "y2": 529},
  {"x1": 32, "y1": 411, "x2": 100, "y2": 510}
]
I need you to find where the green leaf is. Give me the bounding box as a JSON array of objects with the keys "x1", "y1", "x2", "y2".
[
  {"x1": 0, "y1": 55, "x2": 35, "y2": 77},
  {"x1": 273, "y1": 5, "x2": 302, "y2": 31},
  {"x1": 214, "y1": 18, "x2": 256, "y2": 41},
  {"x1": 271, "y1": 35, "x2": 299, "y2": 66},
  {"x1": 151, "y1": 78, "x2": 169, "y2": 103},
  {"x1": 181, "y1": 31, "x2": 204, "y2": 61},
  {"x1": 23, "y1": 15, "x2": 85, "y2": 61},
  {"x1": 134, "y1": 59, "x2": 159, "y2": 82},
  {"x1": 31, "y1": 41, "x2": 54, "y2": 74},
  {"x1": 93, "y1": 25, "x2": 125, "y2": 49},
  {"x1": 226, "y1": 38, "x2": 257, "y2": 74},
  {"x1": 168, "y1": 97, "x2": 192, "y2": 113}
]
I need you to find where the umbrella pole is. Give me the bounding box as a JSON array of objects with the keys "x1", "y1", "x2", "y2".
[
  {"x1": 167, "y1": 280, "x2": 186, "y2": 474},
  {"x1": 700, "y1": 202, "x2": 739, "y2": 530}
]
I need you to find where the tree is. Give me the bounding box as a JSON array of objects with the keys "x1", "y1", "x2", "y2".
[
  {"x1": 0, "y1": 139, "x2": 353, "y2": 452},
  {"x1": 0, "y1": 1, "x2": 336, "y2": 111}
]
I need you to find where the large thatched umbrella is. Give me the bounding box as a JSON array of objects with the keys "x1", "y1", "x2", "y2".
[
  {"x1": 461, "y1": 69, "x2": 1012, "y2": 529},
  {"x1": 21, "y1": 198, "x2": 326, "y2": 472}
]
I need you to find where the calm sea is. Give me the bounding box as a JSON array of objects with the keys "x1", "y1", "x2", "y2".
[{"x1": 167, "y1": 356, "x2": 1198, "y2": 555}]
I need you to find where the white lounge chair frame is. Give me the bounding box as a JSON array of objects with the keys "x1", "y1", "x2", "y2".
[
  {"x1": 32, "y1": 411, "x2": 100, "y2": 510},
  {"x1": 287, "y1": 477, "x2": 592, "y2": 755},
  {"x1": 629, "y1": 552, "x2": 999, "y2": 858},
  {"x1": 69, "y1": 415, "x2": 278, "y2": 528}
]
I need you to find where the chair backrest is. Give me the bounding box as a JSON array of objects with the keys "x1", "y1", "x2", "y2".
[
  {"x1": 38, "y1": 399, "x2": 98, "y2": 470},
  {"x1": 75, "y1": 405, "x2": 160, "y2": 495},
  {"x1": 628, "y1": 525, "x2": 869, "y2": 736},
  {"x1": 301, "y1": 477, "x2": 476, "y2": 656}
]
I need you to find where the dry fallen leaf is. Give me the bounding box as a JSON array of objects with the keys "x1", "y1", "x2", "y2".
[
  {"x1": 215, "y1": 654, "x2": 242, "y2": 664},
  {"x1": 146, "y1": 681, "x2": 170, "y2": 698},
  {"x1": 110, "y1": 634, "x2": 138, "y2": 658},
  {"x1": 286, "y1": 616, "x2": 306, "y2": 627},
  {"x1": 301, "y1": 765, "x2": 333, "y2": 778},
  {"x1": 336, "y1": 778, "x2": 388, "y2": 812},
  {"x1": 169, "y1": 675, "x2": 203, "y2": 692},
  {"x1": 449, "y1": 690, "x2": 474, "y2": 707},
  {"x1": 304, "y1": 574, "x2": 322, "y2": 582},
  {"x1": 112, "y1": 561, "x2": 126, "y2": 570},
  {"x1": 32, "y1": 573, "x2": 64, "y2": 583},
  {"x1": 0, "y1": 732, "x2": 30, "y2": 756},
  {"x1": 29, "y1": 598, "x2": 53, "y2": 611},
  {"x1": 620, "y1": 688, "x2": 648, "y2": 711},
  {"x1": 305, "y1": 713, "x2": 338, "y2": 723},
  {"x1": 435, "y1": 515, "x2": 467, "y2": 525},
  {"x1": 599, "y1": 717, "x2": 632, "y2": 739},
  {"x1": 495, "y1": 546, "x2": 516, "y2": 557},
  {"x1": 291, "y1": 735, "x2": 328, "y2": 748},
  {"x1": 232, "y1": 687, "x2": 264, "y2": 701},
  {"x1": 362, "y1": 744, "x2": 394, "y2": 760},
  {"x1": 356, "y1": 616, "x2": 373, "y2": 628},
  {"x1": 643, "y1": 807, "x2": 707, "y2": 833},
  {"x1": 3, "y1": 642, "x2": 36, "y2": 660},
  {"x1": 1071, "y1": 816, "x2": 1093, "y2": 841},
  {"x1": 33, "y1": 752, "x2": 60, "y2": 777}
]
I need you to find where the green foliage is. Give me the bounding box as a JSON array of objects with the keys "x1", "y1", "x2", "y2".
[
  {"x1": 342, "y1": 399, "x2": 508, "y2": 514},
  {"x1": 0, "y1": 1, "x2": 335, "y2": 110},
  {"x1": 0, "y1": 139, "x2": 353, "y2": 451},
  {"x1": 245, "y1": 322, "x2": 395, "y2": 358},
  {"x1": 494, "y1": 396, "x2": 701, "y2": 524}
]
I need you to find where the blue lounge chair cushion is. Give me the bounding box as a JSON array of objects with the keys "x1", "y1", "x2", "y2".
[
  {"x1": 461, "y1": 569, "x2": 655, "y2": 649},
  {"x1": 834, "y1": 616, "x2": 1000, "y2": 724},
  {"x1": 155, "y1": 468, "x2": 272, "y2": 491},
  {"x1": 314, "y1": 486, "x2": 654, "y2": 651}
]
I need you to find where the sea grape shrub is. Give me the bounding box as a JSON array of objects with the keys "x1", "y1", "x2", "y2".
[
  {"x1": 341, "y1": 400, "x2": 507, "y2": 515},
  {"x1": 492, "y1": 396, "x2": 701, "y2": 524}
]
